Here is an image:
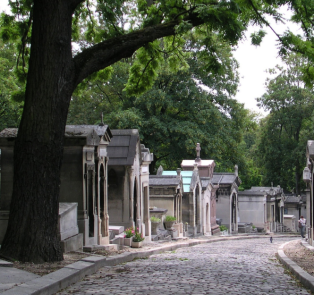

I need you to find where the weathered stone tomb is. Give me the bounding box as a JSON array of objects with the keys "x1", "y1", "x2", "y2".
[
  {"x1": 107, "y1": 129, "x2": 153, "y2": 242},
  {"x1": 0, "y1": 125, "x2": 112, "y2": 249}
]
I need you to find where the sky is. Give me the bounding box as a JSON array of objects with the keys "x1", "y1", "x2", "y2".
[
  {"x1": 0, "y1": 2, "x2": 302, "y2": 116},
  {"x1": 233, "y1": 9, "x2": 302, "y2": 116}
]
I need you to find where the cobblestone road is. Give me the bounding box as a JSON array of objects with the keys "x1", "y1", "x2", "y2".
[{"x1": 57, "y1": 237, "x2": 310, "y2": 295}]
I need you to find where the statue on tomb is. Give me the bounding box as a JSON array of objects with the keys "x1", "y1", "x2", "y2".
[
  {"x1": 157, "y1": 165, "x2": 163, "y2": 175},
  {"x1": 99, "y1": 112, "x2": 104, "y2": 126},
  {"x1": 234, "y1": 164, "x2": 238, "y2": 177},
  {"x1": 195, "y1": 143, "x2": 201, "y2": 162}
]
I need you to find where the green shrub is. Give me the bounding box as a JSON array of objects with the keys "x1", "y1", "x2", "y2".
[
  {"x1": 132, "y1": 228, "x2": 145, "y2": 242},
  {"x1": 219, "y1": 225, "x2": 228, "y2": 231},
  {"x1": 150, "y1": 216, "x2": 161, "y2": 223},
  {"x1": 165, "y1": 215, "x2": 176, "y2": 222},
  {"x1": 124, "y1": 227, "x2": 135, "y2": 238}
]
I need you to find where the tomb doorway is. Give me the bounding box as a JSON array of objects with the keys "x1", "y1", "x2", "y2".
[
  {"x1": 206, "y1": 202, "x2": 209, "y2": 233},
  {"x1": 133, "y1": 178, "x2": 138, "y2": 225},
  {"x1": 195, "y1": 185, "x2": 201, "y2": 233},
  {"x1": 231, "y1": 193, "x2": 237, "y2": 232},
  {"x1": 99, "y1": 164, "x2": 105, "y2": 236},
  {"x1": 86, "y1": 166, "x2": 95, "y2": 238}
]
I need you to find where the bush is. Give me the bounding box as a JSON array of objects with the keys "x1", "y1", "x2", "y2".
[
  {"x1": 219, "y1": 225, "x2": 228, "y2": 232},
  {"x1": 132, "y1": 228, "x2": 145, "y2": 242},
  {"x1": 150, "y1": 216, "x2": 161, "y2": 223},
  {"x1": 124, "y1": 227, "x2": 135, "y2": 238},
  {"x1": 165, "y1": 215, "x2": 176, "y2": 222}
]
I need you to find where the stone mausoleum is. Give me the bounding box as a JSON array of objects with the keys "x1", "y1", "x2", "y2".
[
  {"x1": 238, "y1": 185, "x2": 286, "y2": 233},
  {"x1": 181, "y1": 143, "x2": 219, "y2": 236},
  {"x1": 212, "y1": 166, "x2": 241, "y2": 234},
  {"x1": 107, "y1": 129, "x2": 153, "y2": 242},
  {"x1": 0, "y1": 125, "x2": 112, "y2": 251}
]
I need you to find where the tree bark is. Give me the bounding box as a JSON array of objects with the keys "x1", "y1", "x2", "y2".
[{"x1": 0, "y1": 0, "x2": 75, "y2": 263}]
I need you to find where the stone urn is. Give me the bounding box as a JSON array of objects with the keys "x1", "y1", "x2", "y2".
[
  {"x1": 164, "y1": 221, "x2": 175, "y2": 230},
  {"x1": 151, "y1": 222, "x2": 160, "y2": 235}
]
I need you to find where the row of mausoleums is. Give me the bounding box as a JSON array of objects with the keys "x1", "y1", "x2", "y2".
[
  {"x1": 0, "y1": 126, "x2": 154, "y2": 251},
  {"x1": 0, "y1": 125, "x2": 301, "y2": 252}
]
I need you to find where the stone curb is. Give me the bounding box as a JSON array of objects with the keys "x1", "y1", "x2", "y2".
[
  {"x1": 277, "y1": 240, "x2": 314, "y2": 293},
  {"x1": 0, "y1": 260, "x2": 13, "y2": 267},
  {"x1": 1, "y1": 234, "x2": 296, "y2": 295}
]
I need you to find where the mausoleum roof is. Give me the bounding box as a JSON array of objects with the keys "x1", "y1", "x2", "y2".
[
  {"x1": 0, "y1": 126, "x2": 112, "y2": 139},
  {"x1": 284, "y1": 194, "x2": 306, "y2": 204},
  {"x1": 238, "y1": 191, "x2": 266, "y2": 196},
  {"x1": 181, "y1": 159, "x2": 214, "y2": 167},
  {"x1": 65, "y1": 125, "x2": 111, "y2": 137},
  {"x1": 0, "y1": 128, "x2": 18, "y2": 137},
  {"x1": 0, "y1": 126, "x2": 112, "y2": 147},
  {"x1": 200, "y1": 177, "x2": 211, "y2": 189},
  {"x1": 161, "y1": 170, "x2": 193, "y2": 192},
  {"x1": 238, "y1": 186, "x2": 283, "y2": 197},
  {"x1": 107, "y1": 129, "x2": 139, "y2": 166},
  {"x1": 149, "y1": 175, "x2": 180, "y2": 186},
  {"x1": 212, "y1": 173, "x2": 241, "y2": 186}
]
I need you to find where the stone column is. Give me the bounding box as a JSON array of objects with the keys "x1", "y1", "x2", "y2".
[{"x1": 128, "y1": 167, "x2": 134, "y2": 226}]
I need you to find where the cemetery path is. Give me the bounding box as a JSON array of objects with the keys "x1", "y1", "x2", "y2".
[{"x1": 56, "y1": 237, "x2": 311, "y2": 295}]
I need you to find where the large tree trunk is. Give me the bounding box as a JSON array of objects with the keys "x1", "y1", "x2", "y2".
[{"x1": 0, "y1": 0, "x2": 74, "y2": 263}]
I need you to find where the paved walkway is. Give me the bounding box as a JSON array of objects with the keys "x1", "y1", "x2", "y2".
[{"x1": 57, "y1": 237, "x2": 310, "y2": 295}]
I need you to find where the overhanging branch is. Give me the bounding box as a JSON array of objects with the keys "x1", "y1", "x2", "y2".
[{"x1": 71, "y1": 12, "x2": 204, "y2": 89}]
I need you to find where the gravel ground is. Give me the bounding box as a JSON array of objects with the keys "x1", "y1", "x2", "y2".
[
  {"x1": 283, "y1": 239, "x2": 314, "y2": 276},
  {"x1": 13, "y1": 236, "x2": 314, "y2": 278}
]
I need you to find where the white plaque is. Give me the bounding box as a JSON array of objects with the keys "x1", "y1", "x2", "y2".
[{"x1": 99, "y1": 149, "x2": 107, "y2": 157}]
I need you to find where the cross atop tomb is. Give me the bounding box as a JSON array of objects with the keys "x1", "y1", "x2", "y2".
[{"x1": 195, "y1": 143, "x2": 201, "y2": 162}]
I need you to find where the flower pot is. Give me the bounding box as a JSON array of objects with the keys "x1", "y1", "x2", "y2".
[
  {"x1": 164, "y1": 221, "x2": 175, "y2": 230},
  {"x1": 131, "y1": 241, "x2": 143, "y2": 248},
  {"x1": 124, "y1": 237, "x2": 133, "y2": 246}
]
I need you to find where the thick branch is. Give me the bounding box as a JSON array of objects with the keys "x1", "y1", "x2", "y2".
[
  {"x1": 69, "y1": 0, "x2": 85, "y2": 11},
  {"x1": 71, "y1": 12, "x2": 203, "y2": 88}
]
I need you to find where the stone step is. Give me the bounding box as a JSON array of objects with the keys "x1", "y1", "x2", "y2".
[
  {"x1": 108, "y1": 225, "x2": 124, "y2": 235},
  {"x1": 109, "y1": 230, "x2": 115, "y2": 240},
  {"x1": 110, "y1": 236, "x2": 124, "y2": 245},
  {"x1": 0, "y1": 259, "x2": 13, "y2": 267},
  {"x1": 83, "y1": 243, "x2": 119, "y2": 252},
  {"x1": 151, "y1": 235, "x2": 158, "y2": 241}
]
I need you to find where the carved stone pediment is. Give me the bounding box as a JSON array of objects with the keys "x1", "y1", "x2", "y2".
[{"x1": 86, "y1": 129, "x2": 100, "y2": 146}]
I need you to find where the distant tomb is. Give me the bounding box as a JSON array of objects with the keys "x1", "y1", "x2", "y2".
[
  {"x1": 212, "y1": 165, "x2": 241, "y2": 234},
  {"x1": 238, "y1": 185, "x2": 285, "y2": 233},
  {"x1": 181, "y1": 143, "x2": 219, "y2": 236}
]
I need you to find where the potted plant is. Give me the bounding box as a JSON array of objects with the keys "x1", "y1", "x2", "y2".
[
  {"x1": 150, "y1": 216, "x2": 161, "y2": 235},
  {"x1": 124, "y1": 227, "x2": 135, "y2": 246},
  {"x1": 164, "y1": 215, "x2": 176, "y2": 229},
  {"x1": 131, "y1": 228, "x2": 145, "y2": 248},
  {"x1": 219, "y1": 225, "x2": 228, "y2": 236}
]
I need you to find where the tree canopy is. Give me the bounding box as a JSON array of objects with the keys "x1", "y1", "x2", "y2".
[
  {"x1": 0, "y1": 39, "x2": 22, "y2": 130},
  {"x1": 256, "y1": 54, "x2": 314, "y2": 194},
  {"x1": 68, "y1": 32, "x2": 250, "y2": 173}
]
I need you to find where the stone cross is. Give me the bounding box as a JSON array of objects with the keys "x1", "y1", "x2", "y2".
[{"x1": 195, "y1": 143, "x2": 201, "y2": 162}]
